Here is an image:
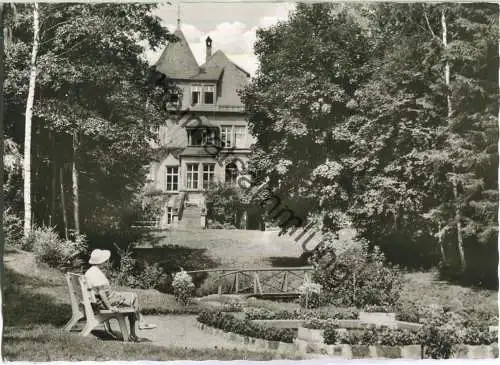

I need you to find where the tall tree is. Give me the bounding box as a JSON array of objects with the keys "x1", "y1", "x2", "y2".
[
  {"x1": 0, "y1": 3, "x2": 6, "y2": 357},
  {"x1": 4, "y1": 3, "x2": 174, "y2": 236},
  {"x1": 22, "y1": 2, "x2": 39, "y2": 237}
]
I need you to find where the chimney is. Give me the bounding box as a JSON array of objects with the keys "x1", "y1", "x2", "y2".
[{"x1": 205, "y1": 36, "x2": 212, "y2": 62}]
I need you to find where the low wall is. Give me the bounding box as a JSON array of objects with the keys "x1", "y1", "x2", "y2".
[
  {"x1": 297, "y1": 327, "x2": 499, "y2": 359},
  {"x1": 251, "y1": 320, "x2": 304, "y2": 329},
  {"x1": 251, "y1": 319, "x2": 423, "y2": 330}
]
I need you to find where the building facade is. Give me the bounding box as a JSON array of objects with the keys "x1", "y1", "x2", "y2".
[{"x1": 147, "y1": 26, "x2": 255, "y2": 229}]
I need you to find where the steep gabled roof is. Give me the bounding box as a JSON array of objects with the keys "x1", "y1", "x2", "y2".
[
  {"x1": 189, "y1": 66, "x2": 224, "y2": 81},
  {"x1": 201, "y1": 50, "x2": 250, "y2": 107},
  {"x1": 154, "y1": 29, "x2": 200, "y2": 79},
  {"x1": 201, "y1": 49, "x2": 250, "y2": 78}
]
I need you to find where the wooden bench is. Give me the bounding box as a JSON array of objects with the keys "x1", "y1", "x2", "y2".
[{"x1": 64, "y1": 272, "x2": 135, "y2": 341}]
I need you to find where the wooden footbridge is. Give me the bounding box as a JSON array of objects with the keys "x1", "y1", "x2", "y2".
[{"x1": 186, "y1": 266, "x2": 314, "y2": 300}]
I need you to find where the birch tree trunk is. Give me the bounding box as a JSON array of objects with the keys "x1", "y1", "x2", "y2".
[
  {"x1": 23, "y1": 2, "x2": 40, "y2": 237},
  {"x1": 442, "y1": 9, "x2": 466, "y2": 271},
  {"x1": 72, "y1": 131, "x2": 80, "y2": 235},
  {"x1": 0, "y1": 3, "x2": 6, "y2": 357},
  {"x1": 59, "y1": 167, "x2": 68, "y2": 240},
  {"x1": 50, "y1": 130, "x2": 56, "y2": 225}
]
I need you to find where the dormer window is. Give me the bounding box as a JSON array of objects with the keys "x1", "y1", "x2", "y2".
[
  {"x1": 191, "y1": 86, "x2": 201, "y2": 105},
  {"x1": 204, "y1": 86, "x2": 215, "y2": 104}
]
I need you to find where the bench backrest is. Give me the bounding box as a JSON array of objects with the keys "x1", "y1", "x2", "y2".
[{"x1": 66, "y1": 272, "x2": 97, "y2": 319}]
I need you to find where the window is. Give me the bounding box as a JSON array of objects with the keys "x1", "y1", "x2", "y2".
[
  {"x1": 204, "y1": 129, "x2": 216, "y2": 145},
  {"x1": 234, "y1": 126, "x2": 247, "y2": 148},
  {"x1": 186, "y1": 163, "x2": 199, "y2": 189},
  {"x1": 204, "y1": 86, "x2": 215, "y2": 104},
  {"x1": 220, "y1": 126, "x2": 233, "y2": 148},
  {"x1": 220, "y1": 125, "x2": 247, "y2": 148},
  {"x1": 168, "y1": 93, "x2": 179, "y2": 103},
  {"x1": 225, "y1": 163, "x2": 238, "y2": 186},
  {"x1": 188, "y1": 128, "x2": 216, "y2": 146},
  {"x1": 166, "y1": 166, "x2": 179, "y2": 191},
  {"x1": 202, "y1": 163, "x2": 215, "y2": 189},
  {"x1": 187, "y1": 129, "x2": 204, "y2": 146},
  {"x1": 167, "y1": 207, "x2": 173, "y2": 224},
  {"x1": 191, "y1": 86, "x2": 201, "y2": 105}
]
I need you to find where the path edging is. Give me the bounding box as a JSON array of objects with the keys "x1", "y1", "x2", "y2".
[{"x1": 196, "y1": 321, "x2": 298, "y2": 354}]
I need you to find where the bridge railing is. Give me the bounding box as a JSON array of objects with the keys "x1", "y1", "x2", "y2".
[{"x1": 186, "y1": 266, "x2": 314, "y2": 296}]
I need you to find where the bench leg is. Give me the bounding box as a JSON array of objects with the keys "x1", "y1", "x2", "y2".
[
  {"x1": 80, "y1": 318, "x2": 99, "y2": 337},
  {"x1": 104, "y1": 320, "x2": 113, "y2": 333},
  {"x1": 117, "y1": 316, "x2": 130, "y2": 342},
  {"x1": 64, "y1": 313, "x2": 84, "y2": 332}
]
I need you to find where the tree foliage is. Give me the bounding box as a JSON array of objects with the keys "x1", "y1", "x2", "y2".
[
  {"x1": 4, "y1": 3, "x2": 175, "y2": 235},
  {"x1": 242, "y1": 3, "x2": 498, "y2": 287}
]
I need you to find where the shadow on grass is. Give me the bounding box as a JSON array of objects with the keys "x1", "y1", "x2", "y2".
[
  {"x1": 268, "y1": 256, "x2": 309, "y2": 267},
  {"x1": 4, "y1": 267, "x2": 72, "y2": 327}
]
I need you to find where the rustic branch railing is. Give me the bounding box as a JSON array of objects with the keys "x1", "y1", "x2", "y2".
[{"x1": 186, "y1": 266, "x2": 314, "y2": 297}]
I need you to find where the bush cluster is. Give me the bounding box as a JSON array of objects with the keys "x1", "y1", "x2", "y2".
[
  {"x1": 107, "y1": 244, "x2": 170, "y2": 291},
  {"x1": 323, "y1": 326, "x2": 420, "y2": 346},
  {"x1": 395, "y1": 301, "x2": 498, "y2": 327},
  {"x1": 244, "y1": 307, "x2": 359, "y2": 321},
  {"x1": 172, "y1": 270, "x2": 195, "y2": 305},
  {"x1": 363, "y1": 305, "x2": 395, "y2": 313},
  {"x1": 313, "y1": 241, "x2": 402, "y2": 308},
  {"x1": 26, "y1": 226, "x2": 88, "y2": 271},
  {"x1": 197, "y1": 310, "x2": 296, "y2": 343},
  {"x1": 298, "y1": 282, "x2": 322, "y2": 309},
  {"x1": 4, "y1": 209, "x2": 23, "y2": 247}
]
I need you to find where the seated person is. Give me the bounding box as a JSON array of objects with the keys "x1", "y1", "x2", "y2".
[{"x1": 84, "y1": 249, "x2": 156, "y2": 342}]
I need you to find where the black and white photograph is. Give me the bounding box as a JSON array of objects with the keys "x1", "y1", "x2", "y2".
[{"x1": 0, "y1": 0, "x2": 498, "y2": 361}]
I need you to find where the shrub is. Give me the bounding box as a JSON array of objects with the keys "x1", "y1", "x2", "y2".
[
  {"x1": 4, "y1": 209, "x2": 23, "y2": 248},
  {"x1": 298, "y1": 282, "x2": 322, "y2": 309},
  {"x1": 378, "y1": 328, "x2": 420, "y2": 346},
  {"x1": 363, "y1": 305, "x2": 395, "y2": 313},
  {"x1": 30, "y1": 226, "x2": 88, "y2": 270},
  {"x1": 172, "y1": 270, "x2": 195, "y2": 305},
  {"x1": 395, "y1": 300, "x2": 422, "y2": 323},
  {"x1": 205, "y1": 183, "x2": 246, "y2": 228},
  {"x1": 304, "y1": 318, "x2": 339, "y2": 330},
  {"x1": 418, "y1": 306, "x2": 463, "y2": 359},
  {"x1": 461, "y1": 326, "x2": 498, "y2": 345},
  {"x1": 312, "y1": 239, "x2": 402, "y2": 308},
  {"x1": 107, "y1": 244, "x2": 170, "y2": 291},
  {"x1": 324, "y1": 326, "x2": 420, "y2": 346},
  {"x1": 197, "y1": 310, "x2": 296, "y2": 343}
]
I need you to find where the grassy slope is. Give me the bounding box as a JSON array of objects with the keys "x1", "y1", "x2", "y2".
[
  {"x1": 2, "y1": 247, "x2": 296, "y2": 361},
  {"x1": 400, "y1": 270, "x2": 498, "y2": 315}
]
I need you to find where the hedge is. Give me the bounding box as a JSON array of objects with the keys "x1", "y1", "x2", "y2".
[
  {"x1": 197, "y1": 310, "x2": 296, "y2": 343},
  {"x1": 244, "y1": 307, "x2": 359, "y2": 321}
]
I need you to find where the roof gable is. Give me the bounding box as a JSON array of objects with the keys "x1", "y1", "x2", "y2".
[{"x1": 202, "y1": 50, "x2": 250, "y2": 107}]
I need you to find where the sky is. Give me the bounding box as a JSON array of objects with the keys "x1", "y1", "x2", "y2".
[{"x1": 143, "y1": 1, "x2": 296, "y2": 77}]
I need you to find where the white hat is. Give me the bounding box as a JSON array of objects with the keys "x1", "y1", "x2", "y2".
[{"x1": 88, "y1": 249, "x2": 111, "y2": 265}]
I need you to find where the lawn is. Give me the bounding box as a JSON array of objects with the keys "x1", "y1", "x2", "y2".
[
  {"x1": 400, "y1": 270, "x2": 498, "y2": 316},
  {"x1": 2, "y1": 247, "x2": 298, "y2": 361},
  {"x1": 146, "y1": 228, "x2": 305, "y2": 267}
]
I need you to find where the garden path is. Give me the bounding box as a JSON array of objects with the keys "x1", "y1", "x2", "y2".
[
  {"x1": 136, "y1": 314, "x2": 268, "y2": 351},
  {"x1": 134, "y1": 314, "x2": 317, "y2": 358}
]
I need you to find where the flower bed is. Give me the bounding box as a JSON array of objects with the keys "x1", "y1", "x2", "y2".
[
  {"x1": 300, "y1": 322, "x2": 497, "y2": 346},
  {"x1": 296, "y1": 326, "x2": 499, "y2": 359},
  {"x1": 197, "y1": 310, "x2": 296, "y2": 343},
  {"x1": 243, "y1": 307, "x2": 359, "y2": 321}
]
